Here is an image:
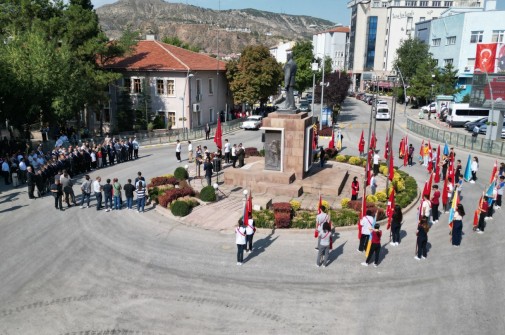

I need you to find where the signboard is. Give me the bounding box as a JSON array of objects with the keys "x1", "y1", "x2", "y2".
[
  {"x1": 470, "y1": 74, "x2": 505, "y2": 110},
  {"x1": 321, "y1": 107, "x2": 332, "y2": 127}
]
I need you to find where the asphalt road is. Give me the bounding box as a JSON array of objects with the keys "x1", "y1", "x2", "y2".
[{"x1": 0, "y1": 101, "x2": 504, "y2": 335}]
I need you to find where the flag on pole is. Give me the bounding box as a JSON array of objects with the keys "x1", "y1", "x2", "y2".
[
  {"x1": 384, "y1": 133, "x2": 389, "y2": 160},
  {"x1": 370, "y1": 131, "x2": 377, "y2": 150},
  {"x1": 442, "y1": 174, "x2": 449, "y2": 208},
  {"x1": 388, "y1": 150, "x2": 394, "y2": 182},
  {"x1": 463, "y1": 154, "x2": 472, "y2": 182},
  {"x1": 366, "y1": 149, "x2": 373, "y2": 186},
  {"x1": 434, "y1": 144, "x2": 441, "y2": 183},
  {"x1": 328, "y1": 128, "x2": 335, "y2": 149},
  {"x1": 403, "y1": 136, "x2": 409, "y2": 167},
  {"x1": 427, "y1": 172, "x2": 434, "y2": 196},
  {"x1": 419, "y1": 139, "x2": 425, "y2": 162},
  {"x1": 486, "y1": 181, "x2": 496, "y2": 205},
  {"x1": 358, "y1": 130, "x2": 365, "y2": 155},
  {"x1": 399, "y1": 137, "x2": 405, "y2": 159},
  {"x1": 317, "y1": 194, "x2": 323, "y2": 214},
  {"x1": 336, "y1": 131, "x2": 342, "y2": 151},
  {"x1": 473, "y1": 196, "x2": 483, "y2": 230},
  {"x1": 358, "y1": 190, "x2": 367, "y2": 239},
  {"x1": 312, "y1": 127, "x2": 317, "y2": 150},
  {"x1": 247, "y1": 192, "x2": 253, "y2": 218},
  {"x1": 448, "y1": 191, "x2": 460, "y2": 223},
  {"x1": 443, "y1": 141, "x2": 449, "y2": 156},
  {"x1": 214, "y1": 116, "x2": 223, "y2": 149},
  {"x1": 427, "y1": 141, "x2": 433, "y2": 173},
  {"x1": 243, "y1": 190, "x2": 249, "y2": 223},
  {"x1": 490, "y1": 160, "x2": 498, "y2": 183},
  {"x1": 475, "y1": 43, "x2": 498, "y2": 73},
  {"x1": 386, "y1": 189, "x2": 395, "y2": 230}
]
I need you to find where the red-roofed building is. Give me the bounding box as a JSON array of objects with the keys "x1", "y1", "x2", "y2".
[
  {"x1": 99, "y1": 37, "x2": 230, "y2": 132},
  {"x1": 312, "y1": 26, "x2": 350, "y2": 72}
]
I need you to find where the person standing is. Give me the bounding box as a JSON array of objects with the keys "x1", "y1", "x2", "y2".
[
  {"x1": 235, "y1": 221, "x2": 246, "y2": 265},
  {"x1": 362, "y1": 224, "x2": 382, "y2": 267},
  {"x1": 231, "y1": 144, "x2": 238, "y2": 168},
  {"x1": 2, "y1": 158, "x2": 11, "y2": 185},
  {"x1": 132, "y1": 137, "x2": 139, "y2": 159},
  {"x1": 472, "y1": 125, "x2": 479, "y2": 142},
  {"x1": 495, "y1": 175, "x2": 505, "y2": 209},
  {"x1": 123, "y1": 179, "x2": 135, "y2": 210},
  {"x1": 391, "y1": 205, "x2": 403, "y2": 246},
  {"x1": 319, "y1": 146, "x2": 325, "y2": 168},
  {"x1": 470, "y1": 156, "x2": 479, "y2": 183},
  {"x1": 421, "y1": 194, "x2": 431, "y2": 222},
  {"x1": 203, "y1": 157, "x2": 214, "y2": 186},
  {"x1": 175, "y1": 140, "x2": 182, "y2": 162},
  {"x1": 50, "y1": 178, "x2": 63, "y2": 211},
  {"x1": 317, "y1": 222, "x2": 332, "y2": 267},
  {"x1": 422, "y1": 143, "x2": 430, "y2": 167},
  {"x1": 80, "y1": 175, "x2": 92, "y2": 208},
  {"x1": 373, "y1": 150, "x2": 380, "y2": 175},
  {"x1": 358, "y1": 210, "x2": 374, "y2": 253},
  {"x1": 136, "y1": 182, "x2": 146, "y2": 213},
  {"x1": 205, "y1": 123, "x2": 210, "y2": 140},
  {"x1": 351, "y1": 176, "x2": 359, "y2": 200},
  {"x1": 477, "y1": 196, "x2": 488, "y2": 234},
  {"x1": 187, "y1": 141, "x2": 193, "y2": 163},
  {"x1": 415, "y1": 218, "x2": 430, "y2": 260},
  {"x1": 455, "y1": 160, "x2": 462, "y2": 184},
  {"x1": 245, "y1": 214, "x2": 255, "y2": 253},
  {"x1": 408, "y1": 144, "x2": 415, "y2": 167},
  {"x1": 237, "y1": 143, "x2": 245, "y2": 167},
  {"x1": 224, "y1": 139, "x2": 231, "y2": 164},
  {"x1": 93, "y1": 176, "x2": 102, "y2": 210},
  {"x1": 315, "y1": 206, "x2": 330, "y2": 250},
  {"x1": 370, "y1": 173, "x2": 377, "y2": 195},
  {"x1": 431, "y1": 185, "x2": 440, "y2": 224},
  {"x1": 451, "y1": 204, "x2": 465, "y2": 246},
  {"x1": 60, "y1": 171, "x2": 77, "y2": 207},
  {"x1": 444, "y1": 177, "x2": 454, "y2": 213},
  {"x1": 113, "y1": 178, "x2": 122, "y2": 210},
  {"x1": 26, "y1": 166, "x2": 36, "y2": 199},
  {"x1": 103, "y1": 178, "x2": 113, "y2": 212}
]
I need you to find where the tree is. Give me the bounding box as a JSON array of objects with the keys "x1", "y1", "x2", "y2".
[
  {"x1": 136, "y1": 78, "x2": 152, "y2": 130},
  {"x1": 116, "y1": 87, "x2": 135, "y2": 132},
  {"x1": 291, "y1": 41, "x2": 314, "y2": 93},
  {"x1": 437, "y1": 62, "x2": 461, "y2": 96},
  {"x1": 409, "y1": 58, "x2": 438, "y2": 106},
  {"x1": 314, "y1": 71, "x2": 352, "y2": 109},
  {"x1": 393, "y1": 38, "x2": 431, "y2": 83},
  {"x1": 226, "y1": 45, "x2": 282, "y2": 105},
  {"x1": 162, "y1": 36, "x2": 200, "y2": 52}
]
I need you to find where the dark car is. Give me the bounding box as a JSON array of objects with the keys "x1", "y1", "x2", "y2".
[
  {"x1": 299, "y1": 101, "x2": 311, "y2": 112},
  {"x1": 465, "y1": 117, "x2": 488, "y2": 131}
]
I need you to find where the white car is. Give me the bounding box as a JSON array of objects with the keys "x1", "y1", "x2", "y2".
[
  {"x1": 375, "y1": 106, "x2": 391, "y2": 120},
  {"x1": 377, "y1": 100, "x2": 388, "y2": 106},
  {"x1": 241, "y1": 115, "x2": 263, "y2": 130},
  {"x1": 421, "y1": 102, "x2": 436, "y2": 113}
]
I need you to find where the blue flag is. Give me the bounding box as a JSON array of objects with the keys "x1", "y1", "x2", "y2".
[
  {"x1": 443, "y1": 141, "x2": 449, "y2": 156},
  {"x1": 463, "y1": 155, "x2": 472, "y2": 182},
  {"x1": 486, "y1": 182, "x2": 496, "y2": 205}
]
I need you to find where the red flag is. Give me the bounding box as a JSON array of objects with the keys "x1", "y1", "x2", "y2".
[
  {"x1": 398, "y1": 137, "x2": 404, "y2": 158},
  {"x1": 312, "y1": 128, "x2": 317, "y2": 150},
  {"x1": 370, "y1": 131, "x2": 377, "y2": 150},
  {"x1": 442, "y1": 176, "x2": 449, "y2": 207},
  {"x1": 475, "y1": 43, "x2": 498, "y2": 73},
  {"x1": 386, "y1": 188, "x2": 395, "y2": 230},
  {"x1": 358, "y1": 190, "x2": 367, "y2": 239},
  {"x1": 427, "y1": 141, "x2": 433, "y2": 173},
  {"x1": 473, "y1": 196, "x2": 484, "y2": 229},
  {"x1": 384, "y1": 133, "x2": 389, "y2": 160},
  {"x1": 490, "y1": 160, "x2": 498, "y2": 183},
  {"x1": 388, "y1": 150, "x2": 394, "y2": 182},
  {"x1": 403, "y1": 136, "x2": 409, "y2": 167},
  {"x1": 328, "y1": 129, "x2": 335, "y2": 149},
  {"x1": 247, "y1": 193, "x2": 253, "y2": 217},
  {"x1": 317, "y1": 194, "x2": 323, "y2": 214},
  {"x1": 213, "y1": 117, "x2": 222, "y2": 149},
  {"x1": 358, "y1": 130, "x2": 365, "y2": 154},
  {"x1": 366, "y1": 149, "x2": 373, "y2": 186},
  {"x1": 434, "y1": 144, "x2": 441, "y2": 183}
]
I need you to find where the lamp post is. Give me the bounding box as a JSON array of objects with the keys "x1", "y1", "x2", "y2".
[
  {"x1": 396, "y1": 66, "x2": 408, "y2": 116},
  {"x1": 320, "y1": 58, "x2": 326, "y2": 131},
  {"x1": 180, "y1": 73, "x2": 194, "y2": 140},
  {"x1": 311, "y1": 62, "x2": 319, "y2": 117},
  {"x1": 242, "y1": 189, "x2": 248, "y2": 223}
]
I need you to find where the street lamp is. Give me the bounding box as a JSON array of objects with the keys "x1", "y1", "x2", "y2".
[
  {"x1": 311, "y1": 62, "x2": 319, "y2": 117},
  {"x1": 242, "y1": 189, "x2": 248, "y2": 223},
  {"x1": 429, "y1": 74, "x2": 435, "y2": 120},
  {"x1": 180, "y1": 73, "x2": 194, "y2": 140},
  {"x1": 320, "y1": 58, "x2": 326, "y2": 131}
]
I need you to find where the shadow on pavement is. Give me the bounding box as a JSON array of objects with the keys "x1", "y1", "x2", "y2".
[
  {"x1": 378, "y1": 245, "x2": 390, "y2": 264},
  {"x1": 244, "y1": 229, "x2": 278, "y2": 264},
  {"x1": 327, "y1": 241, "x2": 347, "y2": 266},
  {"x1": 0, "y1": 205, "x2": 27, "y2": 213},
  {"x1": 0, "y1": 192, "x2": 21, "y2": 204}
]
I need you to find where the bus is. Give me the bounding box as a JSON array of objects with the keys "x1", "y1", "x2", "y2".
[{"x1": 446, "y1": 103, "x2": 490, "y2": 127}]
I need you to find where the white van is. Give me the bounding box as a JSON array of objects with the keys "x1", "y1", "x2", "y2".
[
  {"x1": 375, "y1": 106, "x2": 391, "y2": 120},
  {"x1": 447, "y1": 103, "x2": 490, "y2": 127}
]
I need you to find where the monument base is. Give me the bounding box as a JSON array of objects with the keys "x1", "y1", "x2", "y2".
[{"x1": 275, "y1": 108, "x2": 300, "y2": 115}]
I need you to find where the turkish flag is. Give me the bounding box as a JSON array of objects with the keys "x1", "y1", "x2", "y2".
[
  {"x1": 358, "y1": 130, "x2": 365, "y2": 154},
  {"x1": 386, "y1": 189, "x2": 395, "y2": 230},
  {"x1": 475, "y1": 43, "x2": 497, "y2": 73},
  {"x1": 213, "y1": 117, "x2": 222, "y2": 149}
]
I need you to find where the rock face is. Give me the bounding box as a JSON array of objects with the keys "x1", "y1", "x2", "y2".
[{"x1": 96, "y1": 0, "x2": 334, "y2": 55}]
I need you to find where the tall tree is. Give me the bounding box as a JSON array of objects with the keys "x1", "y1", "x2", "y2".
[
  {"x1": 291, "y1": 40, "x2": 314, "y2": 93},
  {"x1": 314, "y1": 71, "x2": 352, "y2": 108},
  {"x1": 226, "y1": 45, "x2": 282, "y2": 105},
  {"x1": 437, "y1": 62, "x2": 461, "y2": 96},
  {"x1": 116, "y1": 87, "x2": 135, "y2": 132},
  {"x1": 393, "y1": 38, "x2": 431, "y2": 83},
  {"x1": 409, "y1": 58, "x2": 438, "y2": 106}
]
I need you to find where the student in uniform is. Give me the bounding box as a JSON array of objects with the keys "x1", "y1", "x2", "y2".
[{"x1": 362, "y1": 224, "x2": 382, "y2": 267}]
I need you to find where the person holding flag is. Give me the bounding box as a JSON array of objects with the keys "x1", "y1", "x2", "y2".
[
  {"x1": 422, "y1": 142, "x2": 430, "y2": 167},
  {"x1": 485, "y1": 181, "x2": 497, "y2": 221},
  {"x1": 408, "y1": 143, "x2": 414, "y2": 167},
  {"x1": 451, "y1": 204, "x2": 465, "y2": 247},
  {"x1": 390, "y1": 205, "x2": 403, "y2": 246},
  {"x1": 362, "y1": 223, "x2": 382, "y2": 267},
  {"x1": 415, "y1": 217, "x2": 430, "y2": 260},
  {"x1": 470, "y1": 156, "x2": 479, "y2": 183},
  {"x1": 495, "y1": 175, "x2": 505, "y2": 209},
  {"x1": 357, "y1": 209, "x2": 374, "y2": 253},
  {"x1": 328, "y1": 128, "x2": 335, "y2": 150},
  {"x1": 431, "y1": 185, "x2": 441, "y2": 224},
  {"x1": 421, "y1": 194, "x2": 432, "y2": 221},
  {"x1": 336, "y1": 130, "x2": 343, "y2": 151},
  {"x1": 235, "y1": 220, "x2": 247, "y2": 265},
  {"x1": 476, "y1": 195, "x2": 489, "y2": 234}
]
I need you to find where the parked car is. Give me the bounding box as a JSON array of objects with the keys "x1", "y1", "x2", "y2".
[
  {"x1": 377, "y1": 100, "x2": 388, "y2": 106},
  {"x1": 375, "y1": 106, "x2": 391, "y2": 120},
  {"x1": 240, "y1": 115, "x2": 263, "y2": 130},
  {"x1": 478, "y1": 121, "x2": 505, "y2": 135},
  {"x1": 438, "y1": 106, "x2": 449, "y2": 121},
  {"x1": 299, "y1": 101, "x2": 311, "y2": 112},
  {"x1": 464, "y1": 117, "x2": 488, "y2": 131},
  {"x1": 421, "y1": 102, "x2": 437, "y2": 113}
]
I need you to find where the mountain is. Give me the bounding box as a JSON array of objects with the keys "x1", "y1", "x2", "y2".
[{"x1": 96, "y1": 0, "x2": 334, "y2": 55}]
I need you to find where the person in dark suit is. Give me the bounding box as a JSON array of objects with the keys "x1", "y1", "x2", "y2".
[{"x1": 26, "y1": 166, "x2": 36, "y2": 199}]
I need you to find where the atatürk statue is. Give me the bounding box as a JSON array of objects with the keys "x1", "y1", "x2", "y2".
[{"x1": 283, "y1": 53, "x2": 297, "y2": 110}]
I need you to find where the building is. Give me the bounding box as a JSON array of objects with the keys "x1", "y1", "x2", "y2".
[
  {"x1": 416, "y1": 8, "x2": 504, "y2": 101},
  {"x1": 347, "y1": 0, "x2": 488, "y2": 91},
  {"x1": 269, "y1": 41, "x2": 296, "y2": 64},
  {"x1": 101, "y1": 37, "x2": 229, "y2": 132},
  {"x1": 312, "y1": 26, "x2": 350, "y2": 71}
]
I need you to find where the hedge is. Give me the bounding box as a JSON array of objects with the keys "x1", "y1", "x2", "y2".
[
  {"x1": 158, "y1": 187, "x2": 195, "y2": 208},
  {"x1": 199, "y1": 186, "x2": 217, "y2": 202}
]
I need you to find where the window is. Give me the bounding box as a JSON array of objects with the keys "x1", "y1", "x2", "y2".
[
  {"x1": 407, "y1": 17, "x2": 413, "y2": 30},
  {"x1": 432, "y1": 1, "x2": 441, "y2": 6},
  {"x1": 420, "y1": 1, "x2": 428, "y2": 5},
  {"x1": 365, "y1": 16, "x2": 378, "y2": 70},
  {"x1": 133, "y1": 78, "x2": 142, "y2": 93},
  {"x1": 446, "y1": 36, "x2": 456, "y2": 45},
  {"x1": 196, "y1": 79, "x2": 202, "y2": 96},
  {"x1": 156, "y1": 79, "x2": 164, "y2": 95},
  {"x1": 382, "y1": 2, "x2": 388, "y2": 7},
  {"x1": 208, "y1": 78, "x2": 214, "y2": 95},
  {"x1": 123, "y1": 78, "x2": 131, "y2": 93},
  {"x1": 470, "y1": 31, "x2": 483, "y2": 43},
  {"x1": 209, "y1": 108, "x2": 215, "y2": 123},
  {"x1": 394, "y1": 0, "x2": 400, "y2": 5},
  {"x1": 406, "y1": 1, "x2": 417, "y2": 6},
  {"x1": 419, "y1": 17, "x2": 425, "y2": 22},
  {"x1": 432, "y1": 38, "x2": 441, "y2": 46},
  {"x1": 167, "y1": 79, "x2": 175, "y2": 96},
  {"x1": 373, "y1": 1, "x2": 380, "y2": 7},
  {"x1": 444, "y1": 58, "x2": 453, "y2": 66},
  {"x1": 492, "y1": 30, "x2": 505, "y2": 43},
  {"x1": 167, "y1": 112, "x2": 175, "y2": 128},
  {"x1": 444, "y1": 1, "x2": 453, "y2": 6}
]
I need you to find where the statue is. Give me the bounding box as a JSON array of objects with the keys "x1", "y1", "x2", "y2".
[{"x1": 283, "y1": 53, "x2": 297, "y2": 110}]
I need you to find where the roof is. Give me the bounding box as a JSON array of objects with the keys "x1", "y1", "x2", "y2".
[
  {"x1": 104, "y1": 40, "x2": 227, "y2": 72},
  {"x1": 316, "y1": 26, "x2": 350, "y2": 35}
]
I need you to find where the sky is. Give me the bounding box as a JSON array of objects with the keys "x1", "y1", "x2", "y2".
[{"x1": 91, "y1": 0, "x2": 350, "y2": 24}]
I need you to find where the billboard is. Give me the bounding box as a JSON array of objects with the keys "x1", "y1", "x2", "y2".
[{"x1": 470, "y1": 73, "x2": 505, "y2": 110}]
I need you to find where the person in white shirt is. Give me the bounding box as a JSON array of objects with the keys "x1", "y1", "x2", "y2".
[
  {"x1": 175, "y1": 140, "x2": 182, "y2": 162},
  {"x1": 358, "y1": 210, "x2": 374, "y2": 253},
  {"x1": 231, "y1": 144, "x2": 238, "y2": 168},
  {"x1": 1, "y1": 159, "x2": 10, "y2": 185},
  {"x1": 470, "y1": 156, "x2": 479, "y2": 183},
  {"x1": 245, "y1": 215, "x2": 255, "y2": 252},
  {"x1": 224, "y1": 139, "x2": 231, "y2": 164},
  {"x1": 370, "y1": 173, "x2": 377, "y2": 195},
  {"x1": 93, "y1": 176, "x2": 103, "y2": 211},
  {"x1": 235, "y1": 222, "x2": 247, "y2": 265},
  {"x1": 421, "y1": 194, "x2": 431, "y2": 221},
  {"x1": 373, "y1": 151, "x2": 380, "y2": 175},
  {"x1": 445, "y1": 177, "x2": 454, "y2": 213},
  {"x1": 18, "y1": 159, "x2": 27, "y2": 184},
  {"x1": 187, "y1": 141, "x2": 193, "y2": 163}
]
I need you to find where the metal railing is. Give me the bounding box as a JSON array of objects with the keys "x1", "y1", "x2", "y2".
[{"x1": 407, "y1": 118, "x2": 505, "y2": 157}]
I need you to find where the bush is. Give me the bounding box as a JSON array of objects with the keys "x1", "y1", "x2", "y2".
[
  {"x1": 324, "y1": 148, "x2": 338, "y2": 159},
  {"x1": 259, "y1": 149, "x2": 265, "y2": 157},
  {"x1": 158, "y1": 187, "x2": 195, "y2": 208},
  {"x1": 244, "y1": 147, "x2": 260, "y2": 157},
  {"x1": 174, "y1": 167, "x2": 189, "y2": 181},
  {"x1": 336, "y1": 155, "x2": 347, "y2": 163},
  {"x1": 321, "y1": 200, "x2": 330, "y2": 210},
  {"x1": 271, "y1": 202, "x2": 292, "y2": 214},
  {"x1": 253, "y1": 210, "x2": 275, "y2": 228},
  {"x1": 331, "y1": 209, "x2": 359, "y2": 227},
  {"x1": 291, "y1": 210, "x2": 317, "y2": 229},
  {"x1": 149, "y1": 176, "x2": 179, "y2": 187},
  {"x1": 375, "y1": 191, "x2": 387, "y2": 202},
  {"x1": 366, "y1": 194, "x2": 378, "y2": 203},
  {"x1": 341, "y1": 197, "x2": 351, "y2": 208},
  {"x1": 379, "y1": 165, "x2": 388, "y2": 175},
  {"x1": 290, "y1": 200, "x2": 301, "y2": 211},
  {"x1": 170, "y1": 200, "x2": 191, "y2": 217},
  {"x1": 274, "y1": 212, "x2": 291, "y2": 228},
  {"x1": 199, "y1": 186, "x2": 217, "y2": 202},
  {"x1": 348, "y1": 156, "x2": 361, "y2": 166}
]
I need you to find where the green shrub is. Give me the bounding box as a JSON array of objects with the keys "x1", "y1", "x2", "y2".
[
  {"x1": 290, "y1": 200, "x2": 301, "y2": 211},
  {"x1": 170, "y1": 200, "x2": 191, "y2": 216},
  {"x1": 330, "y1": 209, "x2": 359, "y2": 227},
  {"x1": 291, "y1": 210, "x2": 317, "y2": 229},
  {"x1": 174, "y1": 166, "x2": 189, "y2": 180},
  {"x1": 336, "y1": 155, "x2": 347, "y2": 162},
  {"x1": 340, "y1": 198, "x2": 351, "y2": 208},
  {"x1": 375, "y1": 191, "x2": 387, "y2": 202},
  {"x1": 348, "y1": 156, "x2": 361, "y2": 165},
  {"x1": 366, "y1": 194, "x2": 378, "y2": 203},
  {"x1": 253, "y1": 210, "x2": 275, "y2": 228},
  {"x1": 259, "y1": 149, "x2": 265, "y2": 157},
  {"x1": 199, "y1": 186, "x2": 217, "y2": 202}
]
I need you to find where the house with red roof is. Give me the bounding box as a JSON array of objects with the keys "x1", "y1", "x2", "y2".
[{"x1": 99, "y1": 36, "x2": 230, "y2": 132}]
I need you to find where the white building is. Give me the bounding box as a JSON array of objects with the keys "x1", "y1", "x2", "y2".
[
  {"x1": 312, "y1": 26, "x2": 350, "y2": 71},
  {"x1": 269, "y1": 41, "x2": 296, "y2": 64},
  {"x1": 347, "y1": 0, "x2": 487, "y2": 91}
]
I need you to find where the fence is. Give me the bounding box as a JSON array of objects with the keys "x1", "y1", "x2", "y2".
[{"x1": 407, "y1": 118, "x2": 505, "y2": 157}]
